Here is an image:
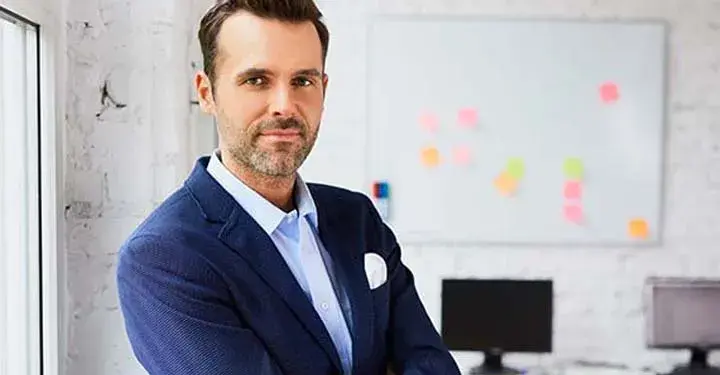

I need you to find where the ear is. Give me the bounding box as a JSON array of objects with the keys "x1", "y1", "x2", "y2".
[
  {"x1": 321, "y1": 73, "x2": 329, "y2": 99},
  {"x1": 194, "y1": 71, "x2": 216, "y2": 115}
]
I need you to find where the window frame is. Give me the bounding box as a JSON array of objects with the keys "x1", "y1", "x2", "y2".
[{"x1": 0, "y1": 1, "x2": 64, "y2": 375}]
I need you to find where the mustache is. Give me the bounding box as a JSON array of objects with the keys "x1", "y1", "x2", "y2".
[{"x1": 257, "y1": 117, "x2": 306, "y2": 135}]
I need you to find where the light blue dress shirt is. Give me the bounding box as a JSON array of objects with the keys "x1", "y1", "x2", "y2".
[{"x1": 207, "y1": 151, "x2": 354, "y2": 374}]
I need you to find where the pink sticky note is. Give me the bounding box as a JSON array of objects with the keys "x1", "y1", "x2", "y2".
[
  {"x1": 453, "y1": 146, "x2": 471, "y2": 165},
  {"x1": 457, "y1": 108, "x2": 478, "y2": 128},
  {"x1": 564, "y1": 204, "x2": 583, "y2": 224},
  {"x1": 564, "y1": 180, "x2": 582, "y2": 200},
  {"x1": 599, "y1": 82, "x2": 620, "y2": 103},
  {"x1": 419, "y1": 112, "x2": 439, "y2": 132}
]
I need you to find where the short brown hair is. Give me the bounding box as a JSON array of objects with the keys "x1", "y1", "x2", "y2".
[{"x1": 198, "y1": 0, "x2": 330, "y2": 85}]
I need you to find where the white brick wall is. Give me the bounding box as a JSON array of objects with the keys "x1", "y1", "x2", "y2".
[
  {"x1": 63, "y1": 0, "x2": 720, "y2": 374},
  {"x1": 63, "y1": 0, "x2": 194, "y2": 373}
]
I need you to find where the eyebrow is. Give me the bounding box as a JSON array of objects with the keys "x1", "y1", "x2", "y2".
[
  {"x1": 295, "y1": 69, "x2": 323, "y2": 78},
  {"x1": 235, "y1": 68, "x2": 270, "y2": 80},
  {"x1": 234, "y1": 68, "x2": 323, "y2": 80}
]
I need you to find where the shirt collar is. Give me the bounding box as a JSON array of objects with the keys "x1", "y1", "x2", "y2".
[{"x1": 206, "y1": 150, "x2": 318, "y2": 235}]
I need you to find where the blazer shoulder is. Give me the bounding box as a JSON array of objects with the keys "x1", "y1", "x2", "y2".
[
  {"x1": 307, "y1": 182, "x2": 373, "y2": 209},
  {"x1": 130, "y1": 186, "x2": 205, "y2": 232},
  {"x1": 307, "y1": 182, "x2": 390, "y2": 237},
  {"x1": 118, "y1": 186, "x2": 214, "y2": 263}
]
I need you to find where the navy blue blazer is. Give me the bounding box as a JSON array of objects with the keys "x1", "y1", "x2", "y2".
[{"x1": 116, "y1": 157, "x2": 460, "y2": 375}]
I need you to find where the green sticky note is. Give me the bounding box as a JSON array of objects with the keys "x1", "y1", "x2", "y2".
[
  {"x1": 564, "y1": 158, "x2": 583, "y2": 179},
  {"x1": 506, "y1": 158, "x2": 525, "y2": 179}
]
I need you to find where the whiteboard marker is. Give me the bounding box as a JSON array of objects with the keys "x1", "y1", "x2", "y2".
[{"x1": 372, "y1": 181, "x2": 390, "y2": 221}]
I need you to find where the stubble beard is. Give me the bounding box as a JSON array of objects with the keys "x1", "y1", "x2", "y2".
[{"x1": 227, "y1": 117, "x2": 318, "y2": 178}]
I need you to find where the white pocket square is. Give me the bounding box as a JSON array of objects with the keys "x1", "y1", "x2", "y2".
[{"x1": 364, "y1": 252, "x2": 387, "y2": 290}]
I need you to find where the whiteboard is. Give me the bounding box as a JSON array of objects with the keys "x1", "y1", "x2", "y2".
[{"x1": 365, "y1": 16, "x2": 667, "y2": 245}]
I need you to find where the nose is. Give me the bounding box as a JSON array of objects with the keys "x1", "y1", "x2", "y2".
[{"x1": 268, "y1": 84, "x2": 294, "y2": 118}]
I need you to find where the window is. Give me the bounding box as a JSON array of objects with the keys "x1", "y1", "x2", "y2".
[{"x1": 0, "y1": 6, "x2": 42, "y2": 375}]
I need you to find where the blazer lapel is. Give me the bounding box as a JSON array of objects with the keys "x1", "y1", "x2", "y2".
[
  {"x1": 216, "y1": 202, "x2": 343, "y2": 372},
  {"x1": 316, "y1": 202, "x2": 375, "y2": 373},
  {"x1": 184, "y1": 158, "x2": 362, "y2": 373}
]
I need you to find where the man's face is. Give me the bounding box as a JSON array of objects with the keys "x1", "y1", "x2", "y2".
[{"x1": 198, "y1": 11, "x2": 327, "y2": 178}]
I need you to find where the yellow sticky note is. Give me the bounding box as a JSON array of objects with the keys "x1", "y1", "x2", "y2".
[
  {"x1": 506, "y1": 158, "x2": 525, "y2": 179},
  {"x1": 628, "y1": 218, "x2": 649, "y2": 239},
  {"x1": 564, "y1": 158, "x2": 584, "y2": 180},
  {"x1": 421, "y1": 146, "x2": 440, "y2": 167},
  {"x1": 494, "y1": 171, "x2": 518, "y2": 196}
]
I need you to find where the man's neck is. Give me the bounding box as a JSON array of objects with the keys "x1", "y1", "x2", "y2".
[{"x1": 220, "y1": 150, "x2": 296, "y2": 213}]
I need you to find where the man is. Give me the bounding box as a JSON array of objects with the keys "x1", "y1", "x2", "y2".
[{"x1": 116, "y1": 1, "x2": 461, "y2": 374}]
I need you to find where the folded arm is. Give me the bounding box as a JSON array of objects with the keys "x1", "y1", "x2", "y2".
[
  {"x1": 116, "y1": 234, "x2": 283, "y2": 375},
  {"x1": 362, "y1": 197, "x2": 461, "y2": 375},
  {"x1": 385, "y1": 244, "x2": 461, "y2": 375}
]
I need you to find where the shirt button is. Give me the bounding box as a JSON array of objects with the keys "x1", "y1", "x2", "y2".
[{"x1": 321, "y1": 302, "x2": 329, "y2": 310}]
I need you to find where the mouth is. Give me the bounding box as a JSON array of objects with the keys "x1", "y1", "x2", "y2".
[{"x1": 259, "y1": 129, "x2": 303, "y2": 141}]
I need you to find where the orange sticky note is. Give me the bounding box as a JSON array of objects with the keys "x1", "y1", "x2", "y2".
[
  {"x1": 628, "y1": 218, "x2": 649, "y2": 239},
  {"x1": 564, "y1": 180, "x2": 582, "y2": 200},
  {"x1": 452, "y1": 146, "x2": 471, "y2": 165},
  {"x1": 457, "y1": 108, "x2": 478, "y2": 128},
  {"x1": 599, "y1": 82, "x2": 620, "y2": 103},
  {"x1": 419, "y1": 112, "x2": 439, "y2": 132},
  {"x1": 494, "y1": 172, "x2": 517, "y2": 196},
  {"x1": 420, "y1": 146, "x2": 440, "y2": 167},
  {"x1": 564, "y1": 204, "x2": 583, "y2": 224}
]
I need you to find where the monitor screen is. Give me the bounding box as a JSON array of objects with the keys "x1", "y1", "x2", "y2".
[
  {"x1": 645, "y1": 277, "x2": 720, "y2": 349},
  {"x1": 441, "y1": 279, "x2": 553, "y2": 353}
]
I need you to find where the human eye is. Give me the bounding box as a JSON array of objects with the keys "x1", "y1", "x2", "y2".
[
  {"x1": 292, "y1": 76, "x2": 314, "y2": 87},
  {"x1": 242, "y1": 76, "x2": 267, "y2": 86}
]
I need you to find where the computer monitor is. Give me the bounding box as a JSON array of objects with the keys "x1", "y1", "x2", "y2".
[
  {"x1": 644, "y1": 277, "x2": 720, "y2": 375},
  {"x1": 441, "y1": 279, "x2": 553, "y2": 374}
]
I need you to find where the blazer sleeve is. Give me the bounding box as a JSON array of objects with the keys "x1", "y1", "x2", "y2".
[
  {"x1": 116, "y1": 234, "x2": 284, "y2": 375},
  {"x1": 361, "y1": 197, "x2": 461, "y2": 375}
]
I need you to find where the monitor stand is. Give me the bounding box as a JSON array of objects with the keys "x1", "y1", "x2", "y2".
[
  {"x1": 469, "y1": 349, "x2": 522, "y2": 375},
  {"x1": 665, "y1": 348, "x2": 720, "y2": 375}
]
